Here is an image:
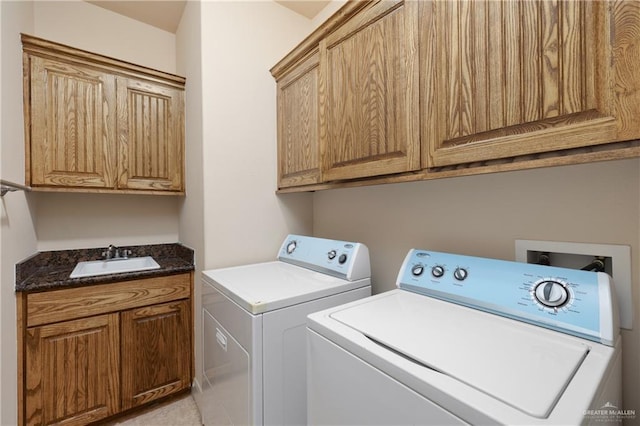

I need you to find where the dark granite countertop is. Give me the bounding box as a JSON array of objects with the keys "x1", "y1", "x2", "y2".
[{"x1": 16, "y1": 243, "x2": 194, "y2": 293}]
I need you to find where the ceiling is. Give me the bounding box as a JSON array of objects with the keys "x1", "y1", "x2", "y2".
[{"x1": 86, "y1": 0, "x2": 330, "y2": 34}]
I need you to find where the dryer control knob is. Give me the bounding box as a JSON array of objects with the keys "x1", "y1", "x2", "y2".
[
  {"x1": 534, "y1": 280, "x2": 569, "y2": 308},
  {"x1": 328, "y1": 250, "x2": 337, "y2": 260},
  {"x1": 453, "y1": 267, "x2": 468, "y2": 281},
  {"x1": 431, "y1": 265, "x2": 445, "y2": 278},
  {"x1": 338, "y1": 254, "x2": 348, "y2": 264},
  {"x1": 412, "y1": 265, "x2": 424, "y2": 276},
  {"x1": 286, "y1": 241, "x2": 297, "y2": 254}
]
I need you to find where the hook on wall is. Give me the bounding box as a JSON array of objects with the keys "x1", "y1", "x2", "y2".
[{"x1": 1, "y1": 179, "x2": 31, "y2": 197}]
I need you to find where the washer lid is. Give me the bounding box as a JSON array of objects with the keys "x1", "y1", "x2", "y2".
[
  {"x1": 329, "y1": 290, "x2": 590, "y2": 418},
  {"x1": 203, "y1": 261, "x2": 370, "y2": 314}
]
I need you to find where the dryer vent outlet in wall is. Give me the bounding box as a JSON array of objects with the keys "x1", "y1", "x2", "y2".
[{"x1": 515, "y1": 239, "x2": 633, "y2": 330}]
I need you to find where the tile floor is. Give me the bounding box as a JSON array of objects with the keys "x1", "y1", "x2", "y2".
[{"x1": 109, "y1": 394, "x2": 202, "y2": 426}]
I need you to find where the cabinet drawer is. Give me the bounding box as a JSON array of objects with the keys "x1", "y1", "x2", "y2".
[{"x1": 26, "y1": 273, "x2": 190, "y2": 327}]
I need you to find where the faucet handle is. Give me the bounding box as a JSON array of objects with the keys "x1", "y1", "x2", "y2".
[{"x1": 122, "y1": 249, "x2": 132, "y2": 258}]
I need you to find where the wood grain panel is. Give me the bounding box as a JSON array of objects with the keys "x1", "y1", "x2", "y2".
[
  {"x1": 470, "y1": 0, "x2": 488, "y2": 133},
  {"x1": 25, "y1": 314, "x2": 119, "y2": 425},
  {"x1": 117, "y1": 77, "x2": 184, "y2": 192},
  {"x1": 28, "y1": 57, "x2": 117, "y2": 188},
  {"x1": 540, "y1": 0, "x2": 560, "y2": 119},
  {"x1": 26, "y1": 273, "x2": 190, "y2": 327},
  {"x1": 320, "y1": 0, "x2": 419, "y2": 181},
  {"x1": 17, "y1": 292, "x2": 27, "y2": 426},
  {"x1": 503, "y1": 0, "x2": 522, "y2": 127},
  {"x1": 612, "y1": 0, "x2": 640, "y2": 140},
  {"x1": 561, "y1": 0, "x2": 585, "y2": 114},
  {"x1": 121, "y1": 300, "x2": 191, "y2": 410},
  {"x1": 521, "y1": 0, "x2": 541, "y2": 123},
  {"x1": 424, "y1": 0, "x2": 618, "y2": 167},
  {"x1": 277, "y1": 51, "x2": 321, "y2": 188},
  {"x1": 22, "y1": 34, "x2": 185, "y2": 195}
]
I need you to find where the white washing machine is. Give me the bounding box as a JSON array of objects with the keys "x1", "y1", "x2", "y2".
[
  {"x1": 307, "y1": 249, "x2": 622, "y2": 425},
  {"x1": 200, "y1": 235, "x2": 371, "y2": 425}
]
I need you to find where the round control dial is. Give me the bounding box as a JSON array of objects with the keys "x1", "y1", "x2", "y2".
[
  {"x1": 328, "y1": 250, "x2": 337, "y2": 260},
  {"x1": 534, "y1": 280, "x2": 569, "y2": 308},
  {"x1": 338, "y1": 254, "x2": 348, "y2": 264},
  {"x1": 412, "y1": 265, "x2": 425, "y2": 276},
  {"x1": 286, "y1": 241, "x2": 297, "y2": 254},
  {"x1": 431, "y1": 265, "x2": 445, "y2": 278},
  {"x1": 453, "y1": 267, "x2": 468, "y2": 281}
]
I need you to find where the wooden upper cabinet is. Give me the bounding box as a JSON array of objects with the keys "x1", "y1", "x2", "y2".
[
  {"x1": 422, "y1": 0, "x2": 621, "y2": 167},
  {"x1": 320, "y1": 0, "x2": 420, "y2": 181},
  {"x1": 273, "y1": 0, "x2": 640, "y2": 191},
  {"x1": 28, "y1": 57, "x2": 117, "y2": 189},
  {"x1": 275, "y1": 52, "x2": 321, "y2": 188},
  {"x1": 117, "y1": 77, "x2": 184, "y2": 192},
  {"x1": 22, "y1": 34, "x2": 185, "y2": 195}
]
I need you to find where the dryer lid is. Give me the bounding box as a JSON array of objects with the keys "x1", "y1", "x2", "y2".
[
  {"x1": 203, "y1": 261, "x2": 370, "y2": 314},
  {"x1": 330, "y1": 290, "x2": 590, "y2": 418}
]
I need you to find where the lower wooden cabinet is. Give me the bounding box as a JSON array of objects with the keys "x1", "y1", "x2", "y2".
[
  {"x1": 25, "y1": 314, "x2": 120, "y2": 426},
  {"x1": 17, "y1": 273, "x2": 193, "y2": 426},
  {"x1": 121, "y1": 300, "x2": 191, "y2": 410}
]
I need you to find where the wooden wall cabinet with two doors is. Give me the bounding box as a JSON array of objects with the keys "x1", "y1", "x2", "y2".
[
  {"x1": 272, "y1": 0, "x2": 640, "y2": 192},
  {"x1": 22, "y1": 34, "x2": 185, "y2": 195},
  {"x1": 272, "y1": 0, "x2": 419, "y2": 189},
  {"x1": 17, "y1": 273, "x2": 193, "y2": 426}
]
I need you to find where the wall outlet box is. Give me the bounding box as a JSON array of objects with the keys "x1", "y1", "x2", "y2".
[{"x1": 515, "y1": 239, "x2": 633, "y2": 330}]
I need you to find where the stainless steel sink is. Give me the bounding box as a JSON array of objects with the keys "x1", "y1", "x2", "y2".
[{"x1": 70, "y1": 256, "x2": 160, "y2": 278}]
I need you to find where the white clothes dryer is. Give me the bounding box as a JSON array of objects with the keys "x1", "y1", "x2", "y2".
[
  {"x1": 200, "y1": 235, "x2": 371, "y2": 425},
  {"x1": 307, "y1": 249, "x2": 622, "y2": 425}
]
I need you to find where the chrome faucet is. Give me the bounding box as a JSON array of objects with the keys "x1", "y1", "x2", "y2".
[
  {"x1": 102, "y1": 245, "x2": 131, "y2": 260},
  {"x1": 102, "y1": 244, "x2": 117, "y2": 260}
]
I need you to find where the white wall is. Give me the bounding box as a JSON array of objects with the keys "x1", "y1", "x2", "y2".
[
  {"x1": 314, "y1": 159, "x2": 640, "y2": 419},
  {"x1": 175, "y1": 0, "x2": 205, "y2": 396},
  {"x1": 200, "y1": 0, "x2": 313, "y2": 271},
  {"x1": 1, "y1": 2, "x2": 37, "y2": 424},
  {"x1": 194, "y1": 0, "x2": 315, "y2": 403},
  {"x1": 173, "y1": 0, "x2": 317, "y2": 400},
  {"x1": 311, "y1": 0, "x2": 346, "y2": 27},
  {"x1": 33, "y1": 0, "x2": 175, "y2": 74}
]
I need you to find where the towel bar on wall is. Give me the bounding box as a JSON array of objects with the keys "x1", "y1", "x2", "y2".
[{"x1": 0, "y1": 179, "x2": 31, "y2": 197}]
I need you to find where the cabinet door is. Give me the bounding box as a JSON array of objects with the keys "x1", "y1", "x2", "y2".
[
  {"x1": 320, "y1": 0, "x2": 420, "y2": 181},
  {"x1": 277, "y1": 52, "x2": 321, "y2": 188},
  {"x1": 25, "y1": 314, "x2": 120, "y2": 426},
  {"x1": 422, "y1": 0, "x2": 618, "y2": 167},
  {"x1": 121, "y1": 300, "x2": 191, "y2": 410},
  {"x1": 116, "y1": 77, "x2": 184, "y2": 192},
  {"x1": 28, "y1": 56, "x2": 117, "y2": 188}
]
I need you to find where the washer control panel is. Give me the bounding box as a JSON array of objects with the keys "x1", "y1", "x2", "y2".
[
  {"x1": 397, "y1": 249, "x2": 618, "y2": 346},
  {"x1": 278, "y1": 234, "x2": 371, "y2": 281}
]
